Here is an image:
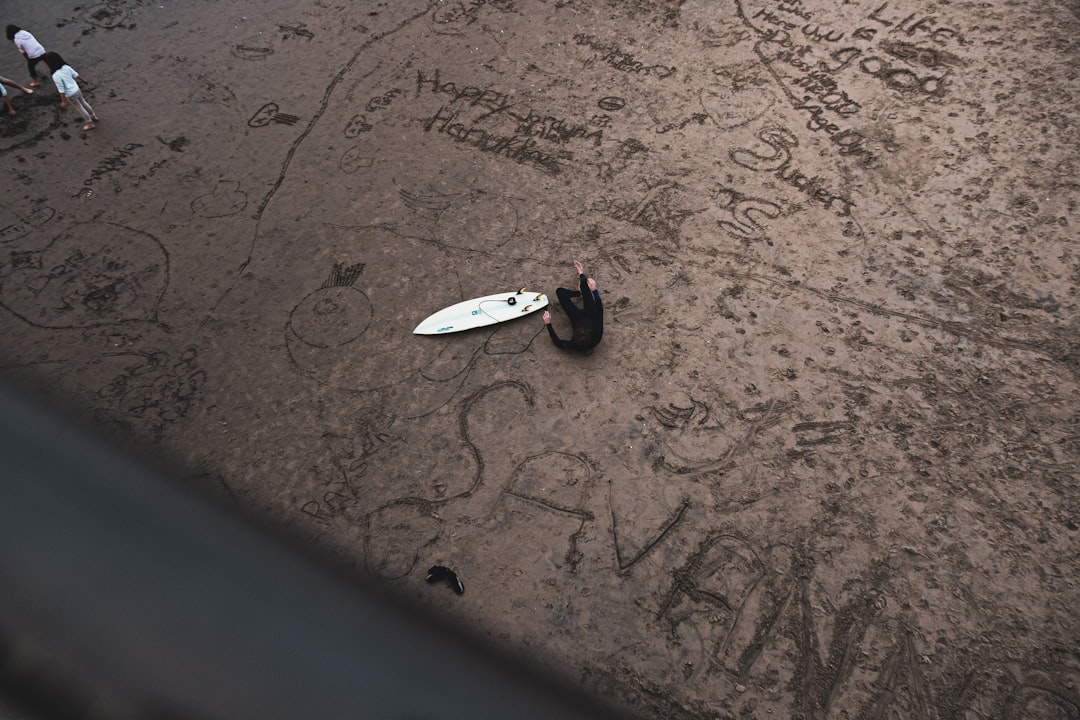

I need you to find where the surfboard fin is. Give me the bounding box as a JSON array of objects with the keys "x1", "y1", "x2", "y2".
[
  {"x1": 521, "y1": 304, "x2": 532, "y2": 312},
  {"x1": 518, "y1": 286, "x2": 526, "y2": 294}
]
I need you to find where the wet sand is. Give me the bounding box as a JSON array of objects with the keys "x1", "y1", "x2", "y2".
[{"x1": 1, "y1": 0, "x2": 1078, "y2": 717}]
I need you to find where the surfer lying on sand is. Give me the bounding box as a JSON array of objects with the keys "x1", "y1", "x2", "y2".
[{"x1": 543, "y1": 260, "x2": 603, "y2": 354}]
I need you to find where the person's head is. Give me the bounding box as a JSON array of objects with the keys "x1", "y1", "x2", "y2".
[
  {"x1": 43, "y1": 51, "x2": 67, "y2": 73},
  {"x1": 6, "y1": 25, "x2": 21, "y2": 41}
]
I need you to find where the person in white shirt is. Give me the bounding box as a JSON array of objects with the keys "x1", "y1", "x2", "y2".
[
  {"x1": 6, "y1": 25, "x2": 47, "y2": 88},
  {"x1": 44, "y1": 51, "x2": 97, "y2": 131}
]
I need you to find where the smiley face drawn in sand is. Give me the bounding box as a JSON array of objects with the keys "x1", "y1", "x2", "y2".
[
  {"x1": 289, "y1": 271, "x2": 373, "y2": 349},
  {"x1": 191, "y1": 180, "x2": 249, "y2": 218}
]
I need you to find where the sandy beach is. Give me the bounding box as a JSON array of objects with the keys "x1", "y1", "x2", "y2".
[{"x1": 1, "y1": 0, "x2": 1078, "y2": 717}]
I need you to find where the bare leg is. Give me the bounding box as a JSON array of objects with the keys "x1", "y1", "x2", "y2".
[
  {"x1": 27, "y1": 56, "x2": 45, "y2": 87},
  {"x1": 0, "y1": 76, "x2": 34, "y2": 94}
]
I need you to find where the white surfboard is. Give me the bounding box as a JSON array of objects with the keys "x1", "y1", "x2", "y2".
[{"x1": 413, "y1": 289, "x2": 548, "y2": 335}]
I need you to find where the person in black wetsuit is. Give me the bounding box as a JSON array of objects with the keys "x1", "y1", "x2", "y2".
[{"x1": 543, "y1": 260, "x2": 603, "y2": 354}]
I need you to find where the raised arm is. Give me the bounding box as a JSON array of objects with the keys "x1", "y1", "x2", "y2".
[{"x1": 580, "y1": 275, "x2": 600, "y2": 311}]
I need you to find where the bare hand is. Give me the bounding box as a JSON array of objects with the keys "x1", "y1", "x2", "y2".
[
  {"x1": 59, "y1": 101, "x2": 67, "y2": 110},
  {"x1": 574, "y1": 260, "x2": 584, "y2": 275},
  {"x1": 587, "y1": 278, "x2": 597, "y2": 292},
  {"x1": 542, "y1": 310, "x2": 551, "y2": 324}
]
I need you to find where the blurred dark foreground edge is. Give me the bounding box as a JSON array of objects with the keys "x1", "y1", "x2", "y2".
[{"x1": 0, "y1": 377, "x2": 633, "y2": 720}]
